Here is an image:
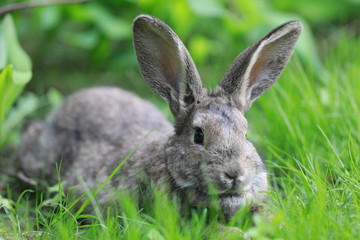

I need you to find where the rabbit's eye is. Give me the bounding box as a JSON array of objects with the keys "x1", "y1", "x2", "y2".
[{"x1": 194, "y1": 127, "x2": 204, "y2": 145}]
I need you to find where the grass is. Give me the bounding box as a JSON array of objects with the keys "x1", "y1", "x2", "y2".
[{"x1": 1, "y1": 33, "x2": 359, "y2": 239}]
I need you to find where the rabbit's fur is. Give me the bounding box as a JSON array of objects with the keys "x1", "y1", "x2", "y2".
[{"x1": 16, "y1": 15, "x2": 302, "y2": 221}]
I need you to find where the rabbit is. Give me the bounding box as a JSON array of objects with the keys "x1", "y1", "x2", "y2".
[{"x1": 15, "y1": 15, "x2": 302, "y2": 221}]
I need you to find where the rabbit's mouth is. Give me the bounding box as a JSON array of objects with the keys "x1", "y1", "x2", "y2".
[
  {"x1": 218, "y1": 192, "x2": 244, "y2": 221},
  {"x1": 218, "y1": 192, "x2": 242, "y2": 198}
]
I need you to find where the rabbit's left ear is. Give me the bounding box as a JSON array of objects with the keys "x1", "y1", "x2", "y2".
[
  {"x1": 133, "y1": 15, "x2": 202, "y2": 117},
  {"x1": 219, "y1": 21, "x2": 302, "y2": 112}
]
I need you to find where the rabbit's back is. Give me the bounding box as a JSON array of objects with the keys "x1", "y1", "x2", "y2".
[
  {"x1": 17, "y1": 87, "x2": 172, "y2": 186},
  {"x1": 51, "y1": 87, "x2": 171, "y2": 143}
]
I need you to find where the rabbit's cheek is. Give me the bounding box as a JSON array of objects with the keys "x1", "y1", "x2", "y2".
[
  {"x1": 166, "y1": 145, "x2": 202, "y2": 189},
  {"x1": 200, "y1": 164, "x2": 228, "y2": 193}
]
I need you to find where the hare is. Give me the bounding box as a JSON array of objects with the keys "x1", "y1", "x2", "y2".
[{"x1": 16, "y1": 15, "x2": 302, "y2": 221}]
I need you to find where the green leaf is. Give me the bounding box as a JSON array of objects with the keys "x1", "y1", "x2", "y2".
[
  {"x1": 0, "y1": 65, "x2": 17, "y2": 125},
  {"x1": 47, "y1": 88, "x2": 64, "y2": 109},
  {"x1": 0, "y1": 65, "x2": 26, "y2": 144},
  {"x1": 187, "y1": 0, "x2": 227, "y2": 17},
  {"x1": 1, "y1": 93, "x2": 41, "y2": 144},
  {"x1": 38, "y1": 6, "x2": 61, "y2": 30},
  {"x1": 63, "y1": 29, "x2": 100, "y2": 50},
  {"x1": 0, "y1": 194, "x2": 14, "y2": 211},
  {"x1": 147, "y1": 228, "x2": 165, "y2": 240},
  {"x1": 0, "y1": 29, "x2": 7, "y2": 70},
  {"x1": 86, "y1": 3, "x2": 132, "y2": 40},
  {"x1": 0, "y1": 14, "x2": 32, "y2": 84},
  {"x1": 189, "y1": 35, "x2": 212, "y2": 64},
  {"x1": 0, "y1": 14, "x2": 33, "y2": 145}
]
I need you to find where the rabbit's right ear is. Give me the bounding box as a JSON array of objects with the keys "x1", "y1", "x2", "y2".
[
  {"x1": 219, "y1": 21, "x2": 302, "y2": 113},
  {"x1": 133, "y1": 15, "x2": 202, "y2": 117}
]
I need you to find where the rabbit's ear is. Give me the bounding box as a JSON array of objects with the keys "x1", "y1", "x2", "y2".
[
  {"x1": 133, "y1": 15, "x2": 202, "y2": 116},
  {"x1": 219, "y1": 21, "x2": 302, "y2": 112}
]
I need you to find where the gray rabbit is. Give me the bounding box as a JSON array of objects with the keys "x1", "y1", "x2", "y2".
[{"x1": 16, "y1": 15, "x2": 302, "y2": 221}]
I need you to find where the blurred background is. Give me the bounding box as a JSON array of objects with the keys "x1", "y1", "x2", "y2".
[
  {"x1": 0, "y1": 0, "x2": 360, "y2": 146},
  {"x1": 2, "y1": 0, "x2": 359, "y2": 92}
]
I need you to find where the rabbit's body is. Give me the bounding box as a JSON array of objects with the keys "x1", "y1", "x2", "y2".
[
  {"x1": 16, "y1": 15, "x2": 302, "y2": 221},
  {"x1": 17, "y1": 87, "x2": 172, "y2": 201}
]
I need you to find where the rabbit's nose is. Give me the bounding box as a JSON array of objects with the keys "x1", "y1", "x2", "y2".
[
  {"x1": 223, "y1": 169, "x2": 243, "y2": 189},
  {"x1": 224, "y1": 170, "x2": 239, "y2": 180}
]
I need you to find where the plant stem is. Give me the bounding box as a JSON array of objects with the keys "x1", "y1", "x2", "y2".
[{"x1": 0, "y1": 0, "x2": 92, "y2": 16}]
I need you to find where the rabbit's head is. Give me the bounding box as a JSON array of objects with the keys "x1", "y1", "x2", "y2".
[{"x1": 133, "y1": 15, "x2": 302, "y2": 220}]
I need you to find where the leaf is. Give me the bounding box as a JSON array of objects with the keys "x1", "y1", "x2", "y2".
[
  {"x1": 63, "y1": 29, "x2": 100, "y2": 50},
  {"x1": 187, "y1": 0, "x2": 227, "y2": 17},
  {"x1": 47, "y1": 88, "x2": 63, "y2": 109},
  {"x1": 38, "y1": 6, "x2": 61, "y2": 30},
  {"x1": 86, "y1": 3, "x2": 132, "y2": 40},
  {"x1": 147, "y1": 228, "x2": 165, "y2": 240},
  {"x1": 189, "y1": 35, "x2": 212, "y2": 64},
  {"x1": 47, "y1": 181, "x2": 67, "y2": 194},
  {"x1": 0, "y1": 14, "x2": 32, "y2": 85},
  {"x1": 0, "y1": 29, "x2": 7, "y2": 70},
  {"x1": 1, "y1": 93, "x2": 42, "y2": 144},
  {"x1": 0, "y1": 65, "x2": 16, "y2": 125},
  {"x1": 0, "y1": 15, "x2": 33, "y2": 145},
  {"x1": 0, "y1": 194, "x2": 14, "y2": 211}
]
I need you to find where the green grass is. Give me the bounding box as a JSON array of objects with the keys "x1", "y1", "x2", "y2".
[
  {"x1": 1, "y1": 33, "x2": 360, "y2": 239},
  {"x1": 247, "y1": 32, "x2": 360, "y2": 239}
]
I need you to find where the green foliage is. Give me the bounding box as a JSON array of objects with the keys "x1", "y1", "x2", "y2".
[
  {"x1": 2, "y1": 0, "x2": 336, "y2": 93},
  {"x1": 270, "y1": 0, "x2": 360, "y2": 24},
  {"x1": 1, "y1": 30, "x2": 359, "y2": 240},
  {"x1": 0, "y1": 14, "x2": 33, "y2": 147},
  {"x1": 246, "y1": 33, "x2": 360, "y2": 239},
  {"x1": 0, "y1": 0, "x2": 360, "y2": 239},
  {"x1": 0, "y1": 14, "x2": 32, "y2": 85}
]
